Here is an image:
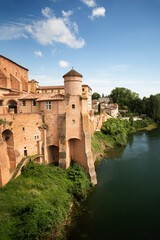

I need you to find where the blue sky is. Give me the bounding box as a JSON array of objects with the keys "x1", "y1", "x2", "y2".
[{"x1": 0, "y1": 0, "x2": 160, "y2": 98}]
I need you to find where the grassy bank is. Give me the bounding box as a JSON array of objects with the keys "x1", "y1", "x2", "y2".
[
  {"x1": 92, "y1": 118, "x2": 158, "y2": 161},
  {"x1": 0, "y1": 161, "x2": 92, "y2": 240}
]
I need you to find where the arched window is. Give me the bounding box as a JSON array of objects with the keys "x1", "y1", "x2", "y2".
[{"x1": 8, "y1": 100, "x2": 17, "y2": 113}]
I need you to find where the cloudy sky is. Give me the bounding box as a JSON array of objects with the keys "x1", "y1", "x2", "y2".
[{"x1": 0, "y1": 0, "x2": 160, "y2": 98}]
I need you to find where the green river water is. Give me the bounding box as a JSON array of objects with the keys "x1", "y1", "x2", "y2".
[{"x1": 68, "y1": 127, "x2": 160, "y2": 240}]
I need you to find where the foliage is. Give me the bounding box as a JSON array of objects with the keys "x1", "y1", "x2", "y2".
[
  {"x1": 0, "y1": 119, "x2": 12, "y2": 126},
  {"x1": 101, "y1": 118, "x2": 134, "y2": 146},
  {"x1": 109, "y1": 87, "x2": 139, "y2": 110},
  {"x1": 109, "y1": 87, "x2": 160, "y2": 122},
  {"x1": 0, "y1": 162, "x2": 92, "y2": 240},
  {"x1": 92, "y1": 92, "x2": 101, "y2": 100}
]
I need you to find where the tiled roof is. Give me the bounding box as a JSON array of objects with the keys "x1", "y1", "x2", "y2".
[
  {"x1": 36, "y1": 93, "x2": 64, "y2": 101},
  {"x1": 63, "y1": 69, "x2": 82, "y2": 78},
  {"x1": 37, "y1": 85, "x2": 64, "y2": 90},
  {"x1": 18, "y1": 93, "x2": 39, "y2": 100},
  {"x1": 18, "y1": 93, "x2": 65, "y2": 101}
]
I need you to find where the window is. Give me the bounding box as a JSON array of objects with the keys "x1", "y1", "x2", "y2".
[
  {"x1": 82, "y1": 88, "x2": 85, "y2": 91},
  {"x1": 46, "y1": 101, "x2": 51, "y2": 110},
  {"x1": 24, "y1": 147, "x2": 27, "y2": 157},
  {"x1": 33, "y1": 100, "x2": 36, "y2": 106},
  {"x1": 34, "y1": 135, "x2": 39, "y2": 140},
  {"x1": 22, "y1": 100, "x2": 26, "y2": 106},
  {"x1": 22, "y1": 127, "x2": 25, "y2": 131},
  {"x1": 58, "y1": 90, "x2": 60, "y2": 93},
  {"x1": 0, "y1": 101, "x2": 3, "y2": 106},
  {"x1": 72, "y1": 104, "x2": 75, "y2": 109}
]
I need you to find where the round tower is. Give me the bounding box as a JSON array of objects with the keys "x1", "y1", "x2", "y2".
[{"x1": 63, "y1": 68, "x2": 82, "y2": 96}]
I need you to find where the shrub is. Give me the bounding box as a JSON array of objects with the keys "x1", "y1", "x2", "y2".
[{"x1": 0, "y1": 161, "x2": 92, "y2": 240}]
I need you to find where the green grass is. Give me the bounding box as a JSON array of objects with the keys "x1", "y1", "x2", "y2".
[{"x1": 0, "y1": 161, "x2": 92, "y2": 240}]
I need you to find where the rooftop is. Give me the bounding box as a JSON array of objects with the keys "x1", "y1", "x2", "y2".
[{"x1": 63, "y1": 68, "x2": 83, "y2": 78}]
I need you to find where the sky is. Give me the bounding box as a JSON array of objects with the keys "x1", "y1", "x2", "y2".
[{"x1": 0, "y1": 0, "x2": 160, "y2": 98}]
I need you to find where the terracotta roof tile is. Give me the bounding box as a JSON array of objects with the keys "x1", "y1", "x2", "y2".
[{"x1": 63, "y1": 69, "x2": 82, "y2": 78}]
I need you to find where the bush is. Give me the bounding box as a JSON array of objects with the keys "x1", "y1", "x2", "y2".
[{"x1": 0, "y1": 161, "x2": 92, "y2": 240}]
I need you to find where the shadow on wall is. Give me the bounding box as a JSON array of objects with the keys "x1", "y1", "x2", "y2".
[{"x1": 2, "y1": 129, "x2": 16, "y2": 170}]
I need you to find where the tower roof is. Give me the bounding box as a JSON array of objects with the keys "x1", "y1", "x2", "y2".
[{"x1": 63, "y1": 68, "x2": 83, "y2": 78}]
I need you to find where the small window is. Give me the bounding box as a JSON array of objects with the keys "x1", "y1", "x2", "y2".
[
  {"x1": 34, "y1": 135, "x2": 39, "y2": 140},
  {"x1": 58, "y1": 90, "x2": 60, "y2": 93},
  {"x1": 24, "y1": 149, "x2": 27, "y2": 157},
  {"x1": 45, "y1": 90, "x2": 47, "y2": 93},
  {"x1": 72, "y1": 119, "x2": 75, "y2": 124},
  {"x1": 46, "y1": 101, "x2": 51, "y2": 110},
  {"x1": 82, "y1": 88, "x2": 85, "y2": 91},
  {"x1": 24, "y1": 147, "x2": 27, "y2": 156},
  {"x1": 22, "y1": 100, "x2": 26, "y2": 106},
  {"x1": 72, "y1": 104, "x2": 75, "y2": 109},
  {"x1": 22, "y1": 127, "x2": 25, "y2": 131},
  {"x1": 33, "y1": 100, "x2": 36, "y2": 106},
  {"x1": 0, "y1": 101, "x2": 3, "y2": 106}
]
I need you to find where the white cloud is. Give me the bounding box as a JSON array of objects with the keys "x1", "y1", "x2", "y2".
[
  {"x1": 0, "y1": 7, "x2": 85, "y2": 49},
  {"x1": 58, "y1": 60, "x2": 70, "y2": 67},
  {"x1": 34, "y1": 51, "x2": 42, "y2": 57},
  {"x1": 90, "y1": 7, "x2": 106, "y2": 19},
  {"x1": 25, "y1": 17, "x2": 85, "y2": 48},
  {"x1": 62, "y1": 10, "x2": 73, "y2": 17},
  {"x1": 41, "y1": 7, "x2": 53, "y2": 18},
  {"x1": 0, "y1": 23, "x2": 26, "y2": 40},
  {"x1": 81, "y1": 0, "x2": 96, "y2": 7}
]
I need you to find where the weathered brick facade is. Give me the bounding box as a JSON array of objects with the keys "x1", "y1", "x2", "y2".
[{"x1": 0, "y1": 56, "x2": 110, "y2": 186}]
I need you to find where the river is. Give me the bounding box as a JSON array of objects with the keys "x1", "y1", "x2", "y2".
[{"x1": 68, "y1": 127, "x2": 160, "y2": 240}]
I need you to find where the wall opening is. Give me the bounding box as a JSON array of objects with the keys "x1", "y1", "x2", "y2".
[
  {"x1": 2, "y1": 129, "x2": 16, "y2": 170},
  {"x1": 68, "y1": 138, "x2": 86, "y2": 166},
  {"x1": 47, "y1": 145, "x2": 59, "y2": 163},
  {"x1": 8, "y1": 100, "x2": 17, "y2": 113}
]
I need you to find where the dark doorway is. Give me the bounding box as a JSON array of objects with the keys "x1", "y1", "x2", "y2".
[
  {"x1": 47, "y1": 145, "x2": 59, "y2": 163},
  {"x1": 2, "y1": 129, "x2": 16, "y2": 170}
]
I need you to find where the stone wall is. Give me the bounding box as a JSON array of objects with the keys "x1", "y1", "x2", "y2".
[{"x1": 0, "y1": 113, "x2": 43, "y2": 186}]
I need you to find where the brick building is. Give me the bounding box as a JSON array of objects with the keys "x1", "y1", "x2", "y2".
[{"x1": 0, "y1": 55, "x2": 107, "y2": 186}]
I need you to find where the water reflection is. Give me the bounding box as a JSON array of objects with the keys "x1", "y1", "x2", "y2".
[{"x1": 68, "y1": 127, "x2": 160, "y2": 240}]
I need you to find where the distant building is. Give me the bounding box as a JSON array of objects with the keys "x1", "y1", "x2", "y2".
[{"x1": 98, "y1": 97, "x2": 112, "y2": 103}]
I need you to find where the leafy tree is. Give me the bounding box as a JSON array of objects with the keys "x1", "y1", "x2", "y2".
[
  {"x1": 109, "y1": 87, "x2": 139, "y2": 111},
  {"x1": 92, "y1": 92, "x2": 101, "y2": 100}
]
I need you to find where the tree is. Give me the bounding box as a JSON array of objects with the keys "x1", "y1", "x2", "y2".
[
  {"x1": 92, "y1": 92, "x2": 101, "y2": 100},
  {"x1": 109, "y1": 87, "x2": 140, "y2": 111}
]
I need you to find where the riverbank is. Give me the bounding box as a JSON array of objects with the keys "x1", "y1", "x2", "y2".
[
  {"x1": 68, "y1": 126, "x2": 160, "y2": 240},
  {"x1": 91, "y1": 120, "x2": 159, "y2": 162},
  {"x1": 0, "y1": 161, "x2": 92, "y2": 240}
]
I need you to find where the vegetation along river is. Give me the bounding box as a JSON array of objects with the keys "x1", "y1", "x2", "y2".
[{"x1": 68, "y1": 127, "x2": 160, "y2": 240}]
